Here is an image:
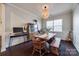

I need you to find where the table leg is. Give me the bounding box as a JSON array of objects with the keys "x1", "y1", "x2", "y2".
[
  {"x1": 8, "y1": 37, "x2": 11, "y2": 48},
  {"x1": 8, "y1": 37, "x2": 12, "y2": 55}
]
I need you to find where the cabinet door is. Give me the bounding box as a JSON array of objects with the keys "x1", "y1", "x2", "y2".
[{"x1": 73, "y1": 6, "x2": 79, "y2": 50}]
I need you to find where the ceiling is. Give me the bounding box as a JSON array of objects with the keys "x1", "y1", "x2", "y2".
[{"x1": 10, "y1": 3, "x2": 77, "y2": 17}]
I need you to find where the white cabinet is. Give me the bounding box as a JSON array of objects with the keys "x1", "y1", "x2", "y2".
[{"x1": 73, "y1": 5, "x2": 79, "y2": 52}]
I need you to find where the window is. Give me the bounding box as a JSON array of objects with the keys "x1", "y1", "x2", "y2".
[
  {"x1": 46, "y1": 19, "x2": 62, "y2": 32},
  {"x1": 46, "y1": 21, "x2": 53, "y2": 30}
]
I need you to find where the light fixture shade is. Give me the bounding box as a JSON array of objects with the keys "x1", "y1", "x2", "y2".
[{"x1": 42, "y1": 5, "x2": 49, "y2": 19}]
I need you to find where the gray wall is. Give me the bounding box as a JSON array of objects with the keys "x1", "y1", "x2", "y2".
[
  {"x1": 42, "y1": 11, "x2": 73, "y2": 40},
  {"x1": 73, "y1": 4, "x2": 79, "y2": 52}
]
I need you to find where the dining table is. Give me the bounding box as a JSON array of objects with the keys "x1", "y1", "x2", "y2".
[
  {"x1": 34, "y1": 33, "x2": 56, "y2": 43},
  {"x1": 33, "y1": 33, "x2": 57, "y2": 53}
]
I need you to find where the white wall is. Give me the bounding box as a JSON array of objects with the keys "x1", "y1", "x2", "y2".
[
  {"x1": 1, "y1": 4, "x2": 41, "y2": 52},
  {"x1": 44, "y1": 11, "x2": 72, "y2": 40},
  {"x1": 73, "y1": 4, "x2": 79, "y2": 52},
  {"x1": 5, "y1": 4, "x2": 41, "y2": 32},
  {"x1": 0, "y1": 4, "x2": 2, "y2": 52},
  {"x1": 5, "y1": 4, "x2": 41, "y2": 48},
  {"x1": 0, "y1": 4, "x2": 2, "y2": 34},
  {"x1": 0, "y1": 4, "x2": 6, "y2": 52}
]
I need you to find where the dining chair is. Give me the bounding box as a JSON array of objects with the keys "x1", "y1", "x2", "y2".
[{"x1": 32, "y1": 36, "x2": 48, "y2": 56}]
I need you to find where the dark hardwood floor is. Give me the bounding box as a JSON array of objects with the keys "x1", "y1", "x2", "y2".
[{"x1": 0, "y1": 40, "x2": 79, "y2": 56}]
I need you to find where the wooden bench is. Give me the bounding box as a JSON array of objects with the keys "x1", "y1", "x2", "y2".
[{"x1": 50, "y1": 38, "x2": 61, "y2": 55}]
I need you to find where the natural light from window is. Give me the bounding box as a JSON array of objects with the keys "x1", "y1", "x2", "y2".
[{"x1": 46, "y1": 19, "x2": 62, "y2": 32}]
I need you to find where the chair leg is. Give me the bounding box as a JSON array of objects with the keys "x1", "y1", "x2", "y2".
[
  {"x1": 32, "y1": 48, "x2": 35, "y2": 55},
  {"x1": 39, "y1": 49, "x2": 41, "y2": 56},
  {"x1": 32, "y1": 51, "x2": 34, "y2": 55},
  {"x1": 45, "y1": 48, "x2": 49, "y2": 53}
]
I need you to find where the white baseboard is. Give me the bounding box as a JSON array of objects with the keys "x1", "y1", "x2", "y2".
[{"x1": 1, "y1": 47, "x2": 6, "y2": 52}]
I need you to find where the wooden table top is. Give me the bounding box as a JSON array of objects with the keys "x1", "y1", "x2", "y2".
[{"x1": 34, "y1": 33, "x2": 56, "y2": 40}]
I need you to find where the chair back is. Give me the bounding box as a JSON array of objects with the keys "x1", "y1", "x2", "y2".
[{"x1": 32, "y1": 36, "x2": 46, "y2": 49}]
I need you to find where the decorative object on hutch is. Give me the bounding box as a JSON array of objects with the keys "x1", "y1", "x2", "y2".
[{"x1": 24, "y1": 23, "x2": 34, "y2": 40}]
